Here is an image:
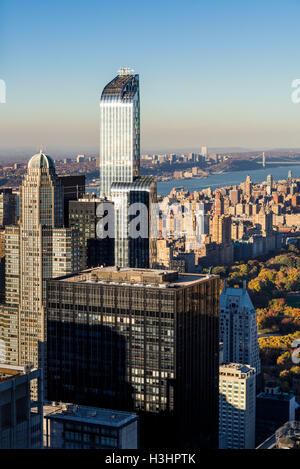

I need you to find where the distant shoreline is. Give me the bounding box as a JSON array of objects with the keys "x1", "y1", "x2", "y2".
[
  {"x1": 85, "y1": 163, "x2": 300, "y2": 197},
  {"x1": 157, "y1": 164, "x2": 300, "y2": 196}
]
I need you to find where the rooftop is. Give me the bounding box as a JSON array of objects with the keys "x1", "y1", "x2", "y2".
[
  {"x1": 101, "y1": 72, "x2": 138, "y2": 101},
  {"x1": 45, "y1": 403, "x2": 137, "y2": 428},
  {"x1": 55, "y1": 266, "x2": 217, "y2": 288},
  {"x1": 28, "y1": 151, "x2": 55, "y2": 170},
  {"x1": 220, "y1": 281, "x2": 255, "y2": 313},
  {"x1": 0, "y1": 364, "x2": 37, "y2": 385},
  {"x1": 257, "y1": 392, "x2": 294, "y2": 402},
  {"x1": 219, "y1": 363, "x2": 256, "y2": 377}
]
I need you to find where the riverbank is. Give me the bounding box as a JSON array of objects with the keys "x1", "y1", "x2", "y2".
[{"x1": 157, "y1": 164, "x2": 300, "y2": 196}]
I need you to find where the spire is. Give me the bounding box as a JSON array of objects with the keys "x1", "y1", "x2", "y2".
[{"x1": 118, "y1": 67, "x2": 134, "y2": 76}]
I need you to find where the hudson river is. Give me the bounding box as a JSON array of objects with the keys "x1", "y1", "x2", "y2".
[{"x1": 157, "y1": 164, "x2": 300, "y2": 196}]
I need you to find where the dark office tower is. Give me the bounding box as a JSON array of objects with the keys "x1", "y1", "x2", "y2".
[
  {"x1": 256, "y1": 383, "x2": 296, "y2": 447},
  {"x1": 0, "y1": 188, "x2": 17, "y2": 227},
  {"x1": 47, "y1": 267, "x2": 220, "y2": 448},
  {"x1": 59, "y1": 175, "x2": 86, "y2": 227},
  {"x1": 69, "y1": 194, "x2": 114, "y2": 269}
]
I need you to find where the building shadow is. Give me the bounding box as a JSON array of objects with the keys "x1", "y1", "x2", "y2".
[{"x1": 46, "y1": 322, "x2": 134, "y2": 411}]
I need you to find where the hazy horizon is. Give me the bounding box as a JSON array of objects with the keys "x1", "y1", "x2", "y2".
[{"x1": 2, "y1": 145, "x2": 300, "y2": 164}]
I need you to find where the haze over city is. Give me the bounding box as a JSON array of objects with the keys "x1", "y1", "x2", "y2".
[
  {"x1": 1, "y1": 0, "x2": 300, "y2": 156},
  {"x1": 3, "y1": 0, "x2": 300, "y2": 455}
]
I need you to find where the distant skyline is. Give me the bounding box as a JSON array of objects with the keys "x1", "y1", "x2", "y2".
[
  {"x1": 1, "y1": 0, "x2": 300, "y2": 152},
  {"x1": 3, "y1": 145, "x2": 300, "y2": 165}
]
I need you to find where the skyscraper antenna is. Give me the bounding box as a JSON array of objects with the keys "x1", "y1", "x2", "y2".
[{"x1": 118, "y1": 67, "x2": 134, "y2": 76}]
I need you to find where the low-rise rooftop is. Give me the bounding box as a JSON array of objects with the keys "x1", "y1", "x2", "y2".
[
  {"x1": 220, "y1": 363, "x2": 256, "y2": 378},
  {"x1": 0, "y1": 364, "x2": 35, "y2": 384},
  {"x1": 257, "y1": 392, "x2": 294, "y2": 402},
  {"x1": 45, "y1": 403, "x2": 137, "y2": 428},
  {"x1": 54, "y1": 266, "x2": 217, "y2": 288}
]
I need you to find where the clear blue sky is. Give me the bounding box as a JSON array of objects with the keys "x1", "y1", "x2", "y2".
[{"x1": 1, "y1": 0, "x2": 300, "y2": 153}]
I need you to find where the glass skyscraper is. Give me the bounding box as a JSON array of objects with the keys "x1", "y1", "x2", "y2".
[
  {"x1": 99, "y1": 68, "x2": 156, "y2": 268},
  {"x1": 100, "y1": 67, "x2": 140, "y2": 199},
  {"x1": 111, "y1": 177, "x2": 157, "y2": 268}
]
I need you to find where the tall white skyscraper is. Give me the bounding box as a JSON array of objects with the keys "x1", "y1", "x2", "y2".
[
  {"x1": 219, "y1": 363, "x2": 256, "y2": 449},
  {"x1": 99, "y1": 68, "x2": 156, "y2": 268},
  {"x1": 99, "y1": 67, "x2": 140, "y2": 199},
  {"x1": 219, "y1": 281, "x2": 261, "y2": 377}
]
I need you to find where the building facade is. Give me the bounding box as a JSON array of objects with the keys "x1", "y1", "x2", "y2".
[
  {"x1": 219, "y1": 281, "x2": 261, "y2": 378},
  {"x1": 46, "y1": 267, "x2": 220, "y2": 448},
  {"x1": 69, "y1": 194, "x2": 114, "y2": 269},
  {"x1": 59, "y1": 175, "x2": 85, "y2": 227},
  {"x1": 111, "y1": 177, "x2": 157, "y2": 268},
  {"x1": 44, "y1": 403, "x2": 138, "y2": 449},
  {"x1": 0, "y1": 364, "x2": 43, "y2": 449},
  {"x1": 0, "y1": 188, "x2": 17, "y2": 228},
  {"x1": 99, "y1": 69, "x2": 156, "y2": 268},
  {"x1": 0, "y1": 152, "x2": 80, "y2": 375},
  {"x1": 256, "y1": 384, "x2": 296, "y2": 447},
  {"x1": 219, "y1": 363, "x2": 256, "y2": 449},
  {"x1": 99, "y1": 68, "x2": 140, "y2": 199}
]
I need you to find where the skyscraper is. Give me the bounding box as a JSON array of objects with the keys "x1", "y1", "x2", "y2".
[
  {"x1": 99, "y1": 67, "x2": 140, "y2": 199},
  {"x1": 219, "y1": 281, "x2": 261, "y2": 378},
  {"x1": 0, "y1": 152, "x2": 80, "y2": 374},
  {"x1": 0, "y1": 188, "x2": 17, "y2": 228},
  {"x1": 59, "y1": 175, "x2": 85, "y2": 227},
  {"x1": 111, "y1": 177, "x2": 157, "y2": 268},
  {"x1": 219, "y1": 363, "x2": 256, "y2": 449},
  {"x1": 69, "y1": 194, "x2": 114, "y2": 269},
  {"x1": 18, "y1": 152, "x2": 64, "y2": 369},
  {"x1": 245, "y1": 175, "x2": 253, "y2": 197},
  {"x1": 0, "y1": 189, "x2": 17, "y2": 304},
  {"x1": 99, "y1": 68, "x2": 156, "y2": 268},
  {"x1": 46, "y1": 267, "x2": 220, "y2": 448}
]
